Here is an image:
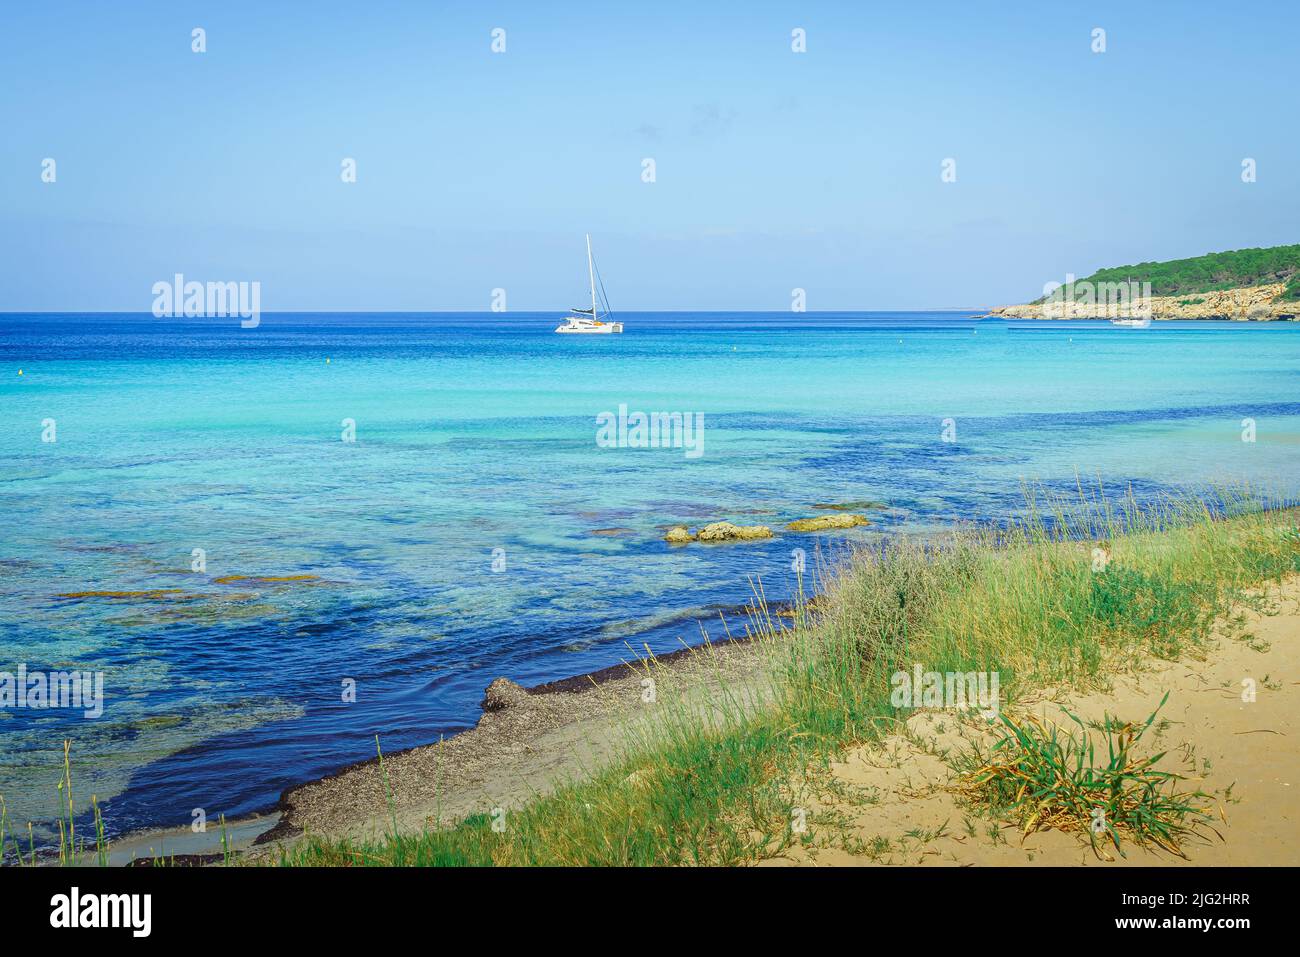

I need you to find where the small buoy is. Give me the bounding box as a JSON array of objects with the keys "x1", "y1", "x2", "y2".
[
  {"x1": 326, "y1": 358, "x2": 331, "y2": 364},
  {"x1": 17, "y1": 369, "x2": 22, "y2": 376}
]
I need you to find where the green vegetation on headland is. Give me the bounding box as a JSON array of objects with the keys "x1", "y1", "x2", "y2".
[
  {"x1": 1044, "y1": 244, "x2": 1300, "y2": 302},
  {"x1": 999, "y1": 244, "x2": 1300, "y2": 319},
  {"x1": 268, "y1": 489, "x2": 1298, "y2": 866}
]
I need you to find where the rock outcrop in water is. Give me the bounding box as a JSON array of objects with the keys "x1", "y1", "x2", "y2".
[
  {"x1": 666, "y1": 515, "x2": 872, "y2": 540},
  {"x1": 786, "y1": 514, "x2": 871, "y2": 532},
  {"x1": 696, "y1": 521, "x2": 773, "y2": 541},
  {"x1": 664, "y1": 522, "x2": 772, "y2": 543}
]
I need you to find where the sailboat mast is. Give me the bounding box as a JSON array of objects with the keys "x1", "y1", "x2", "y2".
[{"x1": 586, "y1": 233, "x2": 597, "y2": 320}]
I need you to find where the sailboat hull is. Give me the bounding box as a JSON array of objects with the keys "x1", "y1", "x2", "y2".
[{"x1": 555, "y1": 320, "x2": 623, "y2": 334}]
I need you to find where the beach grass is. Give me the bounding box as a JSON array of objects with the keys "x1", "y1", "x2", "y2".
[{"x1": 268, "y1": 487, "x2": 1300, "y2": 866}]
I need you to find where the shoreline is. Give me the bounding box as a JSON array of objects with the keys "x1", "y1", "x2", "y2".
[
  {"x1": 107, "y1": 600, "x2": 796, "y2": 864},
  {"x1": 251, "y1": 619, "x2": 782, "y2": 854},
  {"x1": 253, "y1": 636, "x2": 763, "y2": 847}
]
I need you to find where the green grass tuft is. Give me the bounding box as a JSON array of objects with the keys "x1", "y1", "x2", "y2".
[{"x1": 953, "y1": 694, "x2": 1221, "y2": 859}]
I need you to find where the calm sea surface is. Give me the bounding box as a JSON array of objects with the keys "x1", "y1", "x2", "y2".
[{"x1": 2, "y1": 311, "x2": 1298, "y2": 840}]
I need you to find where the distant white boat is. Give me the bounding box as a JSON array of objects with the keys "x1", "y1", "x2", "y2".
[
  {"x1": 556, "y1": 235, "x2": 623, "y2": 334},
  {"x1": 1110, "y1": 317, "x2": 1152, "y2": 328}
]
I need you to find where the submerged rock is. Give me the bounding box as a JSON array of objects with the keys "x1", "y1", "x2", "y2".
[
  {"x1": 786, "y1": 514, "x2": 871, "y2": 532},
  {"x1": 696, "y1": 521, "x2": 772, "y2": 542},
  {"x1": 56, "y1": 589, "x2": 188, "y2": 600},
  {"x1": 664, "y1": 526, "x2": 696, "y2": 543},
  {"x1": 811, "y1": 501, "x2": 887, "y2": 512},
  {"x1": 481, "y1": 677, "x2": 531, "y2": 712},
  {"x1": 212, "y1": 574, "x2": 322, "y2": 585}
]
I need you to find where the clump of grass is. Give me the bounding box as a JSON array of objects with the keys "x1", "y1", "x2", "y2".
[
  {"x1": 1076, "y1": 564, "x2": 1211, "y2": 658},
  {"x1": 953, "y1": 694, "x2": 1221, "y2": 859}
]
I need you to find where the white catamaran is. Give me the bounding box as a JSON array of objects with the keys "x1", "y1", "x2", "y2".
[{"x1": 555, "y1": 234, "x2": 623, "y2": 334}]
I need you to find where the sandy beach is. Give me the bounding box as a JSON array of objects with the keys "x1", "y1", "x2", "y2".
[{"x1": 760, "y1": 578, "x2": 1300, "y2": 866}]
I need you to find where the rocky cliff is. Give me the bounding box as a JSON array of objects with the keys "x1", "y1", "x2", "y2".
[{"x1": 992, "y1": 282, "x2": 1298, "y2": 321}]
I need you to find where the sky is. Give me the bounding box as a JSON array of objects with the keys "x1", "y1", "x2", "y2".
[{"x1": 1, "y1": 0, "x2": 1297, "y2": 311}]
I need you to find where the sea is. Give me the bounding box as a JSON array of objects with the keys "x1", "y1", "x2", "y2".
[{"x1": 1, "y1": 311, "x2": 1298, "y2": 843}]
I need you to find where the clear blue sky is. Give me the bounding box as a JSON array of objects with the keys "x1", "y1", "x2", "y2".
[{"x1": 2, "y1": 0, "x2": 1296, "y2": 311}]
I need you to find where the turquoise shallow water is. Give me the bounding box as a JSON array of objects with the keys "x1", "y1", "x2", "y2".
[{"x1": 1, "y1": 311, "x2": 1298, "y2": 841}]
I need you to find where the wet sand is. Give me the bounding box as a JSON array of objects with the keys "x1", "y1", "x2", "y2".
[{"x1": 99, "y1": 813, "x2": 279, "y2": 866}]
